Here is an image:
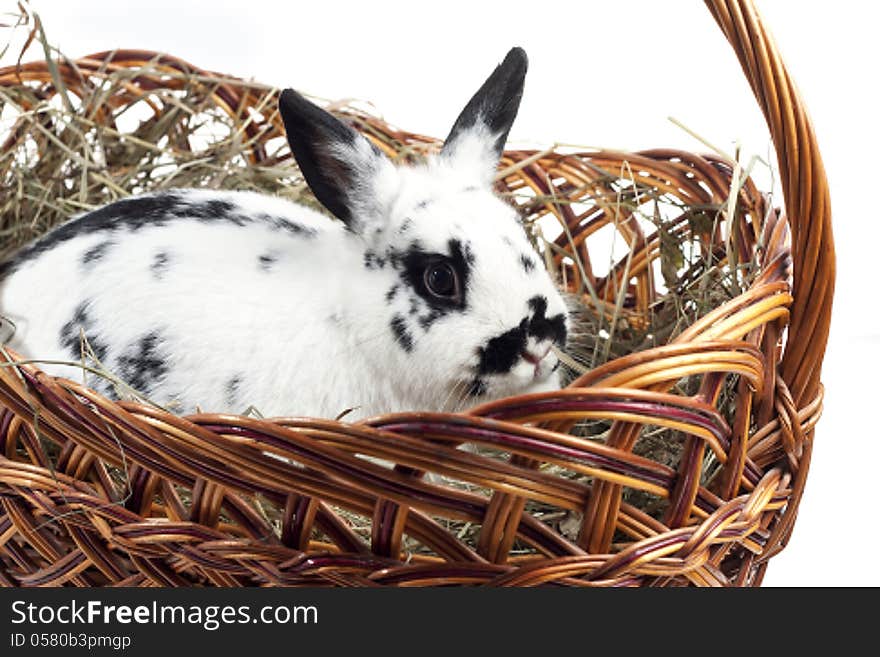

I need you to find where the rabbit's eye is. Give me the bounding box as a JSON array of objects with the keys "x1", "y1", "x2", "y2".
[{"x1": 424, "y1": 262, "x2": 459, "y2": 300}]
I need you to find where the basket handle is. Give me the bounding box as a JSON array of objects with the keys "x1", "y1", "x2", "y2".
[{"x1": 705, "y1": 0, "x2": 835, "y2": 409}]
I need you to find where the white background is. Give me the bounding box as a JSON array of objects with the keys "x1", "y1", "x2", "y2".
[{"x1": 3, "y1": 1, "x2": 878, "y2": 586}]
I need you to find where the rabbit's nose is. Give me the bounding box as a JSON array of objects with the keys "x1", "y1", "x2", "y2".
[
  {"x1": 526, "y1": 295, "x2": 567, "y2": 346},
  {"x1": 520, "y1": 337, "x2": 558, "y2": 382},
  {"x1": 521, "y1": 343, "x2": 551, "y2": 365}
]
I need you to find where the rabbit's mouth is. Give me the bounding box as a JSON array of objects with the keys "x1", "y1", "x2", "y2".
[
  {"x1": 466, "y1": 344, "x2": 560, "y2": 400},
  {"x1": 476, "y1": 321, "x2": 565, "y2": 377},
  {"x1": 522, "y1": 346, "x2": 560, "y2": 382},
  {"x1": 520, "y1": 345, "x2": 550, "y2": 366}
]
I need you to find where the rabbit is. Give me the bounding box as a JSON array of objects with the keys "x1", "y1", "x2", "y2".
[{"x1": 0, "y1": 47, "x2": 569, "y2": 421}]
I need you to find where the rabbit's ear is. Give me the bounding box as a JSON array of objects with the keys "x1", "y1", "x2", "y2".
[
  {"x1": 440, "y1": 47, "x2": 528, "y2": 182},
  {"x1": 279, "y1": 89, "x2": 393, "y2": 231}
]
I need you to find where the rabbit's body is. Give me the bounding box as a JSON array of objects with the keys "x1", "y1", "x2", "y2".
[
  {"x1": 0, "y1": 48, "x2": 570, "y2": 420},
  {"x1": 1, "y1": 189, "x2": 381, "y2": 416}
]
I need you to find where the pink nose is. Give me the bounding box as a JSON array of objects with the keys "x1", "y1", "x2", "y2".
[{"x1": 520, "y1": 346, "x2": 551, "y2": 365}]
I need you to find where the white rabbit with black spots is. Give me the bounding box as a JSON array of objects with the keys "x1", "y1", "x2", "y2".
[{"x1": 0, "y1": 47, "x2": 569, "y2": 420}]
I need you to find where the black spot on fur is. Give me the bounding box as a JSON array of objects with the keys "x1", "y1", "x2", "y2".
[
  {"x1": 520, "y1": 254, "x2": 536, "y2": 273},
  {"x1": 388, "y1": 239, "x2": 422, "y2": 271},
  {"x1": 58, "y1": 301, "x2": 109, "y2": 362},
  {"x1": 151, "y1": 251, "x2": 171, "y2": 279},
  {"x1": 0, "y1": 192, "x2": 316, "y2": 275},
  {"x1": 474, "y1": 298, "x2": 567, "y2": 377},
  {"x1": 256, "y1": 213, "x2": 317, "y2": 238},
  {"x1": 477, "y1": 320, "x2": 528, "y2": 375},
  {"x1": 418, "y1": 308, "x2": 445, "y2": 330},
  {"x1": 527, "y1": 295, "x2": 567, "y2": 346},
  {"x1": 399, "y1": 217, "x2": 414, "y2": 233},
  {"x1": 467, "y1": 379, "x2": 488, "y2": 397},
  {"x1": 258, "y1": 252, "x2": 278, "y2": 271},
  {"x1": 385, "y1": 284, "x2": 400, "y2": 303},
  {"x1": 528, "y1": 296, "x2": 547, "y2": 317},
  {"x1": 225, "y1": 374, "x2": 243, "y2": 407},
  {"x1": 364, "y1": 250, "x2": 387, "y2": 270},
  {"x1": 117, "y1": 332, "x2": 168, "y2": 394},
  {"x1": 190, "y1": 199, "x2": 237, "y2": 221},
  {"x1": 414, "y1": 200, "x2": 432, "y2": 210},
  {"x1": 81, "y1": 241, "x2": 114, "y2": 269},
  {"x1": 2, "y1": 194, "x2": 182, "y2": 275},
  {"x1": 390, "y1": 315, "x2": 414, "y2": 353},
  {"x1": 453, "y1": 239, "x2": 476, "y2": 267}
]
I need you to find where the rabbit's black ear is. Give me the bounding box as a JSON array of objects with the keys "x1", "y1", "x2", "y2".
[
  {"x1": 279, "y1": 89, "x2": 388, "y2": 230},
  {"x1": 441, "y1": 47, "x2": 528, "y2": 176}
]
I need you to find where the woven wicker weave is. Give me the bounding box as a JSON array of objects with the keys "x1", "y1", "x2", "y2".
[{"x1": 0, "y1": 0, "x2": 832, "y2": 587}]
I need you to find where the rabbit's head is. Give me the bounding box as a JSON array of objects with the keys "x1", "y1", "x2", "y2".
[{"x1": 279, "y1": 48, "x2": 569, "y2": 408}]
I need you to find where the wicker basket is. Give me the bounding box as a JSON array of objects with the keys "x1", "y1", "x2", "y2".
[{"x1": 0, "y1": 0, "x2": 832, "y2": 587}]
